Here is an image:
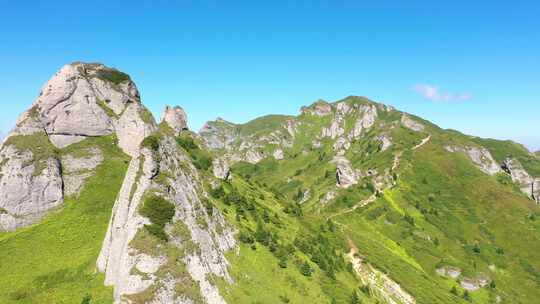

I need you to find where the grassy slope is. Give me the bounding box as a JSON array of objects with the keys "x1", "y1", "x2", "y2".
[
  {"x1": 0, "y1": 136, "x2": 129, "y2": 304},
  {"x1": 472, "y1": 137, "x2": 540, "y2": 176},
  {"x1": 208, "y1": 174, "x2": 371, "y2": 304},
  {"x1": 211, "y1": 98, "x2": 540, "y2": 304}
]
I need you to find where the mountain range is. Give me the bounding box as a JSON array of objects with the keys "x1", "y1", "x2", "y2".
[{"x1": 0, "y1": 62, "x2": 539, "y2": 304}]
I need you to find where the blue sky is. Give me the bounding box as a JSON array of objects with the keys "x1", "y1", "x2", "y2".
[{"x1": 1, "y1": 1, "x2": 539, "y2": 150}]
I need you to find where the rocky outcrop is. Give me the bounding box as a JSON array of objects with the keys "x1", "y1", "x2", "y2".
[
  {"x1": 436, "y1": 266, "x2": 461, "y2": 279},
  {"x1": 199, "y1": 118, "x2": 239, "y2": 150},
  {"x1": 301, "y1": 100, "x2": 332, "y2": 116},
  {"x1": 6, "y1": 62, "x2": 155, "y2": 156},
  {"x1": 378, "y1": 134, "x2": 392, "y2": 151},
  {"x1": 332, "y1": 156, "x2": 360, "y2": 188},
  {"x1": 162, "y1": 105, "x2": 188, "y2": 134},
  {"x1": 212, "y1": 157, "x2": 231, "y2": 180},
  {"x1": 349, "y1": 104, "x2": 378, "y2": 138},
  {"x1": 347, "y1": 245, "x2": 416, "y2": 304},
  {"x1": 97, "y1": 150, "x2": 156, "y2": 299},
  {"x1": 0, "y1": 143, "x2": 63, "y2": 231},
  {"x1": 460, "y1": 275, "x2": 491, "y2": 291},
  {"x1": 401, "y1": 114, "x2": 424, "y2": 132},
  {"x1": 322, "y1": 120, "x2": 345, "y2": 139},
  {"x1": 445, "y1": 145, "x2": 501, "y2": 175},
  {"x1": 99, "y1": 110, "x2": 236, "y2": 303},
  {"x1": 502, "y1": 158, "x2": 540, "y2": 203},
  {"x1": 62, "y1": 147, "x2": 103, "y2": 196},
  {"x1": 273, "y1": 148, "x2": 284, "y2": 160},
  {"x1": 0, "y1": 62, "x2": 156, "y2": 231}
]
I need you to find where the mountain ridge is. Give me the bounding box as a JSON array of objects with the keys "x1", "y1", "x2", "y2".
[{"x1": 0, "y1": 62, "x2": 539, "y2": 304}]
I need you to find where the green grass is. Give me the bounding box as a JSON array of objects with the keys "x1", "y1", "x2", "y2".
[
  {"x1": 473, "y1": 137, "x2": 540, "y2": 176},
  {"x1": 0, "y1": 136, "x2": 130, "y2": 304},
  {"x1": 95, "y1": 68, "x2": 131, "y2": 85},
  {"x1": 238, "y1": 114, "x2": 294, "y2": 137},
  {"x1": 204, "y1": 98, "x2": 540, "y2": 304},
  {"x1": 96, "y1": 99, "x2": 119, "y2": 119},
  {"x1": 140, "y1": 193, "x2": 176, "y2": 241},
  {"x1": 3, "y1": 132, "x2": 59, "y2": 176}
]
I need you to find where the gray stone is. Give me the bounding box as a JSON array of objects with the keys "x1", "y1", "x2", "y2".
[
  {"x1": 161, "y1": 105, "x2": 188, "y2": 134},
  {"x1": 401, "y1": 114, "x2": 424, "y2": 132},
  {"x1": 0, "y1": 146, "x2": 63, "y2": 231}
]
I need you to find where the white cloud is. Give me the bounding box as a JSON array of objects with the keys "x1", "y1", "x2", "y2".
[{"x1": 413, "y1": 84, "x2": 471, "y2": 102}]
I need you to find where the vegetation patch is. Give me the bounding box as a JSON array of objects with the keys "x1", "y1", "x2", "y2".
[
  {"x1": 96, "y1": 68, "x2": 130, "y2": 84},
  {"x1": 176, "y1": 133, "x2": 213, "y2": 171},
  {"x1": 4, "y1": 132, "x2": 59, "y2": 176},
  {"x1": 96, "y1": 99, "x2": 119, "y2": 119},
  {"x1": 140, "y1": 193, "x2": 176, "y2": 241},
  {"x1": 0, "y1": 135, "x2": 129, "y2": 303}
]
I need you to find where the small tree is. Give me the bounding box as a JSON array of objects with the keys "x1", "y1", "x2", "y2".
[
  {"x1": 300, "y1": 261, "x2": 313, "y2": 276},
  {"x1": 350, "y1": 291, "x2": 360, "y2": 304},
  {"x1": 279, "y1": 256, "x2": 288, "y2": 268},
  {"x1": 463, "y1": 290, "x2": 471, "y2": 302},
  {"x1": 81, "y1": 294, "x2": 92, "y2": 304}
]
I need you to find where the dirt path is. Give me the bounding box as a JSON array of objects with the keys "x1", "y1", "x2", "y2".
[
  {"x1": 412, "y1": 134, "x2": 431, "y2": 150},
  {"x1": 346, "y1": 239, "x2": 416, "y2": 304},
  {"x1": 326, "y1": 193, "x2": 377, "y2": 220}
]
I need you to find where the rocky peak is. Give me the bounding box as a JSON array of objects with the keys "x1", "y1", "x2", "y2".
[
  {"x1": 0, "y1": 62, "x2": 157, "y2": 230},
  {"x1": 161, "y1": 105, "x2": 188, "y2": 134},
  {"x1": 8, "y1": 62, "x2": 156, "y2": 155},
  {"x1": 300, "y1": 99, "x2": 332, "y2": 116}
]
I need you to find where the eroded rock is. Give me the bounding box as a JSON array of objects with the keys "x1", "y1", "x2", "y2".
[
  {"x1": 445, "y1": 145, "x2": 501, "y2": 175},
  {"x1": 502, "y1": 157, "x2": 540, "y2": 203},
  {"x1": 0, "y1": 145, "x2": 63, "y2": 231},
  {"x1": 401, "y1": 114, "x2": 424, "y2": 132},
  {"x1": 162, "y1": 105, "x2": 188, "y2": 134}
]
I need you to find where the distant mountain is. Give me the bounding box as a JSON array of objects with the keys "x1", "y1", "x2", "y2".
[{"x1": 0, "y1": 62, "x2": 539, "y2": 304}]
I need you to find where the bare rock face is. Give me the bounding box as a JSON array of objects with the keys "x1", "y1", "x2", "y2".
[
  {"x1": 62, "y1": 147, "x2": 103, "y2": 196},
  {"x1": 273, "y1": 148, "x2": 284, "y2": 160},
  {"x1": 445, "y1": 145, "x2": 501, "y2": 175},
  {"x1": 502, "y1": 158, "x2": 540, "y2": 203},
  {"x1": 332, "y1": 156, "x2": 359, "y2": 188},
  {"x1": 378, "y1": 134, "x2": 392, "y2": 151},
  {"x1": 212, "y1": 157, "x2": 231, "y2": 180},
  {"x1": 349, "y1": 104, "x2": 378, "y2": 138},
  {"x1": 0, "y1": 62, "x2": 157, "y2": 231},
  {"x1": 0, "y1": 144, "x2": 63, "y2": 231},
  {"x1": 7, "y1": 62, "x2": 155, "y2": 156},
  {"x1": 401, "y1": 114, "x2": 424, "y2": 132},
  {"x1": 301, "y1": 100, "x2": 332, "y2": 116},
  {"x1": 161, "y1": 105, "x2": 188, "y2": 134},
  {"x1": 98, "y1": 136, "x2": 236, "y2": 304},
  {"x1": 436, "y1": 266, "x2": 462, "y2": 279},
  {"x1": 199, "y1": 118, "x2": 239, "y2": 150}
]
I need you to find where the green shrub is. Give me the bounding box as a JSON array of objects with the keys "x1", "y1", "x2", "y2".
[
  {"x1": 140, "y1": 194, "x2": 175, "y2": 240},
  {"x1": 300, "y1": 261, "x2": 313, "y2": 277},
  {"x1": 141, "y1": 135, "x2": 160, "y2": 152},
  {"x1": 96, "y1": 69, "x2": 130, "y2": 84},
  {"x1": 176, "y1": 134, "x2": 213, "y2": 171}
]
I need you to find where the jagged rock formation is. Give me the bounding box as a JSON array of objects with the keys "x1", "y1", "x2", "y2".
[
  {"x1": 98, "y1": 110, "x2": 235, "y2": 303},
  {"x1": 0, "y1": 143, "x2": 63, "y2": 230},
  {"x1": 401, "y1": 114, "x2": 424, "y2": 132},
  {"x1": 445, "y1": 145, "x2": 501, "y2": 175},
  {"x1": 333, "y1": 155, "x2": 360, "y2": 188},
  {"x1": 162, "y1": 105, "x2": 188, "y2": 135},
  {"x1": 2, "y1": 65, "x2": 540, "y2": 304},
  {"x1": 502, "y1": 157, "x2": 540, "y2": 203},
  {"x1": 0, "y1": 62, "x2": 155, "y2": 230}
]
